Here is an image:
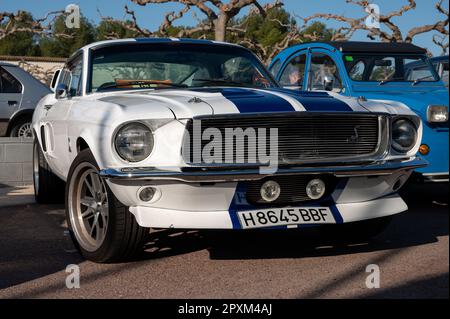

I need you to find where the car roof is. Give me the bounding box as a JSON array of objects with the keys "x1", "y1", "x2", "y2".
[
  {"x1": 325, "y1": 41, "x2": 427, "y2": 54},
  {"x1": 79, "y1": 37, "x2": 243, "y2": 52},
  {"x1": 271, "y1": 41, "x2": 428, "y2": 66},
  {"x1": 0, "y1": 61, "x2": 18, "y2": 67},
  {"x1": 430, "y1": 55, "x2": 449, "y2": 62}
]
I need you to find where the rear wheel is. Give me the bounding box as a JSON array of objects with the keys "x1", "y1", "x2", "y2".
[
  {"x1": 10, "y1": 118, "x2": 33, "y2": 138},
  {"x1": 33, "y1": 139, "x2": 65, "y2": 204},
  {"x1": 66, "y1": 149, "x2": 149, "y2": 263}
]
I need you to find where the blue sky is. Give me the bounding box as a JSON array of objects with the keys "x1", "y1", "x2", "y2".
[{"x1": 2, "y1": 0, "x2": 448, "y2": 56}]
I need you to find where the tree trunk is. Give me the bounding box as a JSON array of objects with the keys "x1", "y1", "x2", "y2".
[{"x1": 214, "y1": 14, "x2": 229, "y2": 42}]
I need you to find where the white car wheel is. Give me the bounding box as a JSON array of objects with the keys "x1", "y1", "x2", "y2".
[{"x1": 66, "y1": 149, "x2": 149, "y2": 262}]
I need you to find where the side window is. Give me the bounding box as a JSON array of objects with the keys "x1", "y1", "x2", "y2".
[
  {"x1": 0, "y1": 67, "x2": 22, "y2": 93},
  {"x1": 309, "y1": 53, "x2": 343, "y2": 92},
  {"x1": 279, "y1": 54, "x2": 306, "y2": 89},
  {"x1": 69, "y1": 59, "x2": 83, "y2": 96},
  {"x1": 50, "y1": 69, "x2": 61, "y2": 90},
  {"x1": 441, "y1": 62, "x2": 449, "y2": 87},
  {"x1": 348, "y1": 61, "x2": 365, "y2": 81},
  {"x1": 59, "y1": 56, "x2": 83, "y2": 97},
  {"x1": 269, "y1": 59, "x2": 281, "y2": 77}
]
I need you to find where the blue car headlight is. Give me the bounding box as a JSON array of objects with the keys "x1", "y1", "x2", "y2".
[
  {"x1": 427, "y1": 105, "x2": 448, "y2": 123},
  {"x1": 392, "y1": 118, "x2": 418, "y2": 153}
]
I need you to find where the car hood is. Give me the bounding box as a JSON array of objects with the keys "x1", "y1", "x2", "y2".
[
  {"x1": 351, "y1": 87, "x2": 449, "y2": 116},
  {"x1": 99, "y1": 87, "x2": 413, "y2": 119}
]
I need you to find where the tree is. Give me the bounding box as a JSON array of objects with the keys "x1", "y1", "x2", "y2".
[
  {"x1": 96, "y1": 19, "x2": 140, "y2": 40},
  {"x1": 0, "y1": 11, "x2": 41, "y2": 56},
  {"x1": 130, "y1": 0, "x2": 283, "y2": 42},
  {"x1": 302, "y1": 0, "x2": 449, "y2": 54},
  {"x1": 39, "y1": 15, "x2": 96, "y2": 57},
  {"x1": 229, "y1": 8, "x2": 333, "y2": 64}
]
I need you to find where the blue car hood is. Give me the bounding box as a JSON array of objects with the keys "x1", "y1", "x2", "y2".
[{"x1": 351, "y1": 86, "x2": 448, "y2": 116}]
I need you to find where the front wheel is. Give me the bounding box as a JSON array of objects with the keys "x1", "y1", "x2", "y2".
[{"x1": 66, "y1": 149, "x2": 149, "y2": 263}]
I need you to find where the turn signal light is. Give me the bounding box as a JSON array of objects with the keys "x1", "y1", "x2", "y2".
[{"x1": 419, "y1": 144, "x2": 430, "y2": 155}]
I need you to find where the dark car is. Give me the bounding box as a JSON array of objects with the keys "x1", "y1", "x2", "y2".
[{"x1": 0, "y1": 62, "x2": 51, "y2": 137}]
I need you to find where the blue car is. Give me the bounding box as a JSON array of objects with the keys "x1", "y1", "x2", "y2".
[{"x1": 270, "y1": 41, "x2": 449, "y2": 183}]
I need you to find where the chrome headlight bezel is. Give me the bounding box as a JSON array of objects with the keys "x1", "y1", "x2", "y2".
[
  {"x1": 113, "y1": 122, "x2": 154, "y2": 163},
  {"x1": 391, "y1": 118, "x2": 418, "y2": 153},
  {"x1": 427, "y1": 105, "x2": 449, "y2": 123}
]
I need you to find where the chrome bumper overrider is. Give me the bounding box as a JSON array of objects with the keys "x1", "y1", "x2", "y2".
[{"x1": 100, "y1": 157, "x2": 427, "y2": 183}]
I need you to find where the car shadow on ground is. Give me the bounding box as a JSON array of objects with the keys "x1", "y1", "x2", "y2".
[
  {"x1": 0, "y1": 184, "x2": 447, "y2": 291},
  {"x1": 140, "y1": 184, "x2": 449, "y2": 261}
]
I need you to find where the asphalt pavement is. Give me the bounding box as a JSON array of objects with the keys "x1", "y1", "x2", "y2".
[{"x1": 0, "y1": 183, "x2": 448, "y2": 298}]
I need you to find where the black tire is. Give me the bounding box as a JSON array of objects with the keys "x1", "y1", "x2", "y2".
[
  {"x1": 65, "y1": 148, "x2": 149, "y2": 263},
  {"x1": 320, "y1": 215, "x2": 394, "y2": 243},
  {"x1": 10, "y1": 117, "x2": 33, "y2": 138},
  {"x1": 33, "y1": 139, "x2": 65, "y2": 204}
]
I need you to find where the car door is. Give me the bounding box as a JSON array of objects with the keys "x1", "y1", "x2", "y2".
[
  {"x1": 0, "y1": 66, "x2": 23, "y2": 135},
  {"x1": 306, "y1": 49, "x2": 347, "y2": 94},
  {"x1": 277, "y1": 50, "x2": 309, "y2": 91},
  {"x1": 42, "y1": 54, "x2": 83, "y2": 178}
]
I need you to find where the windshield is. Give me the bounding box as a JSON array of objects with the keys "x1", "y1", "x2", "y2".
[
  {"x1": 88, "y1": 43, "x2": 276, "y2": 92},
  {"x1": 343, "y1": 54, "x2": 439, "y2": 83}
]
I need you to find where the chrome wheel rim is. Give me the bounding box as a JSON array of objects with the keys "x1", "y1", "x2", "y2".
[
  {"x1": 18, "y1": 123, "x2": 32, "y2": 138},
  {"x1": 68, "y1": 163, "x2": 109, "y2": 252}
]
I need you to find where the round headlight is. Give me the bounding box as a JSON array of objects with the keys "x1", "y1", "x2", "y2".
[
  {"x1": 392, "y1": 119, "x2": 417, "y2": 153},
  {"x1": 114, "y1": 122, "x2": 153, "y2": 162}
]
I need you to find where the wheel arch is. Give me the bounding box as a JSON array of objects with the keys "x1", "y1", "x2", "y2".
[{"x1": 6, "y1": 109, "x2": 34, "y2": 136}]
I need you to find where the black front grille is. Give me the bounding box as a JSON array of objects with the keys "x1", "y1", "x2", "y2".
[
  {"x1": 183, "y1": 114, "x2": 381, "y2": 165},
  {"x1": 246, "y1": 175, "x2": 338, "y2": 205}
]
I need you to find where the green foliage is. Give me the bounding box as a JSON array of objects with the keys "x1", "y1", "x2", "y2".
[
  {"x1": 39, "y1": 15, "x2": 95, "y2": 57},
  {"x1": 96, "y1": 20, "x2": 139, "y2": 40},
  {"x1": 232, "y1": 7, "x2": 294, "y2": 46},
  {"x1": 0, "y1": 11, "x2": 41, "y2": 56},
  {"x1": 0, "y1": 7, "x2": 334, "y2": 59}
]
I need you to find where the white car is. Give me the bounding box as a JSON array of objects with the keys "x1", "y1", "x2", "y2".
[{"x1": 32, "y1": 38, "x2": 426, "y2": 263}]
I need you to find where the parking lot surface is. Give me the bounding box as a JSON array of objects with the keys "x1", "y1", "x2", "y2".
[{"x1": 0, "y1": 184, "x2": 448, "y2": 299}]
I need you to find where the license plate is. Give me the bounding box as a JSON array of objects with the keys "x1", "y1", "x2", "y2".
[{"x1": 237, "y1": 207, "x2": 335, "y2": 229}]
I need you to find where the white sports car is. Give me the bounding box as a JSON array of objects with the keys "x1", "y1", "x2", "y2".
[{"x1": 32, "y1": 38, "x2": 426, "y2": 262}]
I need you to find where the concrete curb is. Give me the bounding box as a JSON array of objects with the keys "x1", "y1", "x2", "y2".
[{"x1": 0, "y1": 138, "x2": 33, "y2": 187}]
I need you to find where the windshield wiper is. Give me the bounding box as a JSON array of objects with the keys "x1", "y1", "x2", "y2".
[
  {"x1": 412, "y1": 76, "x2": 434, "y2": 86},
  {"x1": 193, "y1": 78, "x2": 249, "y2": 87},
  {"x1": 97, "y1": 80, "x2": 188, "y2": 92},
  {"x1": 378, "y1": 77, "x2": 405, "y2": 85}
]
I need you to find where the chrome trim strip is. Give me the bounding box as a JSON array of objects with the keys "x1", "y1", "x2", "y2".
[
  {"x1": 100, "y1": 157, "x2": 427, "y2": 183},
  {"x1": 422, "y1": 172, "x2": 449, "y2": 183}
]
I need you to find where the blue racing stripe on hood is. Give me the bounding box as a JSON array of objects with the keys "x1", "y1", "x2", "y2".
[
  {"x1": 269, "y1": 89, "x2": 353, "y2": 112},
  {"x1": 189, "y1": 88, "x2": 295, "y2": 113}
]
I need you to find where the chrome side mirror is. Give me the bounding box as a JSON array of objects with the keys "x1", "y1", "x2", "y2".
[
  {"x1": 323, "y1": 75, "x2": 334, "y2": 91},
  {"x1": 55, "y1": 83, "x2": 68, "y2": 99}
]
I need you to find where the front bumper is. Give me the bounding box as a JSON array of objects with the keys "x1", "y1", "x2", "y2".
[
  {"x1": 129, "y1": 194, "x2": 407, "y2": 229},
  {"x1": 101, "y1": 157, "x2": 425, "y2": 230},
  {"x1": 100, "y1": 157, "x2": 427, "y2": 183}
]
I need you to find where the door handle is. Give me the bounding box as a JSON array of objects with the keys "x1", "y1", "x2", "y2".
[{"x1": 8, "y1": 100, "x2": 17, "y2": 106}]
